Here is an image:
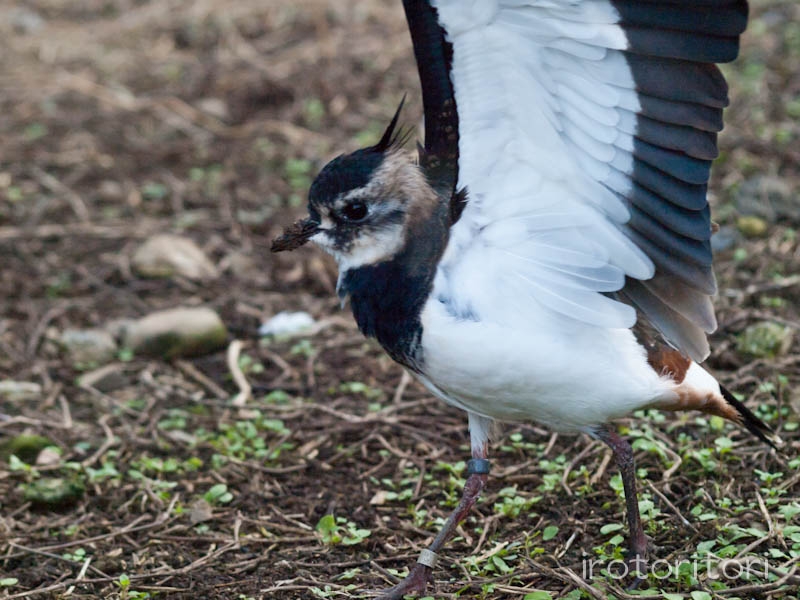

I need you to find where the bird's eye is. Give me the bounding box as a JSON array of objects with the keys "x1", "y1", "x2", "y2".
[{"x1": 341, "y1": 201, "x2": 368, "y2": 222}]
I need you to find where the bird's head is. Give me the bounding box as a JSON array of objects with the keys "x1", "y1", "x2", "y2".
[{"x1": 271, "y1": 99, "x2": 439, "y2": 272}]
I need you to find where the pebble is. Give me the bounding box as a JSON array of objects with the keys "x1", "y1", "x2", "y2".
[
  {"x1": 132, "y1": 234, "x2": 218, "y2": 281},
  {"x1": 124, "y1": 307, "x2": 227, "y2": 359},
  {"x1": 711, "y1": 225, "x2": 742, "y2": 252},
  {"x1": 0, "y1": 381, "x2": 41, "y2": 402},
  {"x1": 735, "y1": 176, "x2": 799, "y2": 223},
  {"x1": 736, "y1": 215, "x2": 768, "y2": 239},
  {"x1": 10, "y1": 7, "x2": 45, "y2": 34},
  {"x1": 60, "y1": 328, "x2": 118, "y2": 366}
]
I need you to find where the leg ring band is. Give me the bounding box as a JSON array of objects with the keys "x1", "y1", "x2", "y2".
[
  {"x1": 417, "y1": 548, "x2": 439, "y2": 568},
  {"x1": 466, "y1": 458, "x2": 491, "y2": 475}
]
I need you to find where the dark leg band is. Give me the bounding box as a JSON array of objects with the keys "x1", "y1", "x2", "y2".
[{"x1": 466, "y1": 458, "x2": 491, "y2": 475}]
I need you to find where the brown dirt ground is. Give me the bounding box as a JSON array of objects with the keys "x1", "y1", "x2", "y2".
[{"x1": 1, "y1": 1, "x2": 799, "y2": 599}]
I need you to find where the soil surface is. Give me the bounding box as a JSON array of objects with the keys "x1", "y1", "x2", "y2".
[{"x1": 1, "y1": 1, "x2": 799, "y2": 598}]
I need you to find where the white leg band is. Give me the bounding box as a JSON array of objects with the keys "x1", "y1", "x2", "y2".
[{"x1": 417, "y1": 548, "x2": 438, "y2": 568}]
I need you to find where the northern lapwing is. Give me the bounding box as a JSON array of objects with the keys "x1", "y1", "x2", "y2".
[{"x1": 272, "y1": 1, "x2": 780, "y2": 597}]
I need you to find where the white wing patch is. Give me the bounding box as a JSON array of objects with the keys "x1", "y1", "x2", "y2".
[{"x1": 432, "y1": 0, "x2": 654, "y2": 329}]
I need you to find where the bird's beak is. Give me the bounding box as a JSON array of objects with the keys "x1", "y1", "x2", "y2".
[{"x1": 270, "y1": 218, "x2": 320, "y2": 252}]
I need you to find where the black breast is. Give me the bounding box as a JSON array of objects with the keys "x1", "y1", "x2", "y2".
[{"x1": 338, "y1": 203, "x2": 450, "y2": 372}]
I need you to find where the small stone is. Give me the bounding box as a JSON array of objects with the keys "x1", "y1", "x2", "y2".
[
  {"x1": 258, "y1": 311, "x2": 315, "y2": 338},
  {"x1": 370, "y1": 490, "x2": 389, "y2": 505},
  {"x1": 60, "y1": 328, "x2": 118, "y2": 366},
  {"x1": 132, "y1": 234, "x2": 218, "y2": 281},
  {"x1": 10, "y1": 7, "x2": 45, "y2": 34},
  {"x1": 0, "y1": 381, "x2": 41, "y2": 401},
  {"x1": 197, "y1": 97, "x2": 229, "y2": 121},
  {"x1": 124, "y1": 307, "x2": 227, "y2": 359},
  {"x1": 735, "y1": 176, "x2": 798, "y2": 223},
  {"x1": 736, "y1": 216, "x2": 768, "y2": 239},
  {"x1": 736, "y1": 322, "x2": 794, "y2": 358},
  {"x1": 23, "y1": 477, "x2": 85, "y2": 508},
  {"x1": 35, "y1": 447, "x2": 61, "y2": 466},
  {"x1": 711, "y1": 225, "x2": 742, "y2": 253},
  {"x1": 220, "y1": 251, "x2": 259, "y2": 278},
  {"x1": 190, "y1": 498, "x2": 214, "y2": 524},
  {"x1": 97, "y1": 180, "x2": 124, "y2": 202},
  {"x1": 0, "y1": 435, "x2": 53, "y2": 463}
]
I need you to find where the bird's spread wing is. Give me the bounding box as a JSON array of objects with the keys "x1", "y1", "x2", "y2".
[{"x1": 407, "y1": 0, "x2": 747, "y2": 361}]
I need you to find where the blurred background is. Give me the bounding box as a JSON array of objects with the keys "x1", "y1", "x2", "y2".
[{"x1": 1, "y1": 0, "x2": 799, "y2": 598}]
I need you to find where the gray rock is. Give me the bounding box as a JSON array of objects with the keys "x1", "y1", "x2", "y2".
[
  {"x1": 132, "y1": 234, "x2": 219, "y2": 281},
  {"x1": 220, "y1": 251, "x2": 259, "y2": 278},
  {"x1": 11, "y1": 8, "x2": 45, "y2": 34},
  {"x1": 197, "y1": 97, "x2": 229, "y2": 121},
  {"x1": 711, "y1": 225, "x2": 742, "y2": 252},
  {"x1": 735, "y1": 176, "x2": 799, "y2": 224},
  {"x1": 124, "y1": 307, "x2": 227, "y2": 359},
  {"x1": 0, "y1": 381, "x2": 42, "y2": 401},
  {"x1": 60, "y1": 328, "x2": 118, "y2": 366},
  {"x1": 97, "y1": 180, "x2": 124, "y2": 202}
]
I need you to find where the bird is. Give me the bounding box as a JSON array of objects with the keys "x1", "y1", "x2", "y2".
[{"x1": 271, "y1": 0, "x2": 781, "y2": 597}]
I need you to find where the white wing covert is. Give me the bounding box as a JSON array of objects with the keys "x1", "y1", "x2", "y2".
[{"x1": 428, "y1": 0, "x2": 747, "y2": 361}]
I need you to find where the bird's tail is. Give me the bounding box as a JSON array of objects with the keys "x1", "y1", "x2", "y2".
[
  {"x1": 654, "y1": 362, "x2": 783, "y2": 450},
  {"x1": 719, "y1": 384, "x2": 782, "y2": 450}
]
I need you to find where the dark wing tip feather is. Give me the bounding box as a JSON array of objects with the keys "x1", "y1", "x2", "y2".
[{"x1": 612, "y1": 0, "x2": 750, "y2": 360}]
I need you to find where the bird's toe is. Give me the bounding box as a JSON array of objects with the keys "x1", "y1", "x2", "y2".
[{"x1": 372, "y1": 563, "x2": 433, "y2": 600}]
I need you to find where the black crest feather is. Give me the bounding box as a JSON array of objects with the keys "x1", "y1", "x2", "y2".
[{"x1": 372, "y1": 95, "x2": 410, "y2": 153}]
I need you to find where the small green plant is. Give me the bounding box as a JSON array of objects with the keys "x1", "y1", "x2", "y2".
[
  {"x1": 462, "y1": 542, "x2": 522, "y2": 577},
  {"x1": 524, "y1": 593, "x2": 553, "y2": 600},
  {"x1": 116, "y1": 573, "x2": 151, "y2": 599},
  {"x1": 493, "y1": 486, "x2": 541, "y2": 518},
  {"x1": 315, "y1": 514, "x2": 371, "y2": 546},
  {"x1": 85, "y1": 461, "x2": 120, "y2": 483},
  {"x1": 203, "y1": 483, "x2": 233, "y2": 505},
  {"x1": 62, "y1": 547, "x2": 88, "y2": 562},
  {"x1": 237, "y1": 353, "x2": 265, "y2": 374}
]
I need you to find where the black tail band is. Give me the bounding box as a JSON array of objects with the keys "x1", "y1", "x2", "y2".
[{"x1": 720, "y1": 385, "x2": 778, "y2": 450}]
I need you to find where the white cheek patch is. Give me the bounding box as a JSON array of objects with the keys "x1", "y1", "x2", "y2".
[
  {"x1": 311, "y1": 230, "x2": 334, "y2": 251},
  {"x1": 312, "y1": 225, "x2": 405, "y2": 272},
  {"x1": 339, "y1": 225, "x2": 405, "y2": 271}
]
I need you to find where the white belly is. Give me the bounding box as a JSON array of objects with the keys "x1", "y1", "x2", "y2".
[{"x1": 418, "y1": 299, "x2": 673, "y2": 432}]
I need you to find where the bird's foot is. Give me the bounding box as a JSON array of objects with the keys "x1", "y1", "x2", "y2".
[
  {"x1": 626, "y1": 558, "x2": 648, "y2": 590},
  {"x1": 373, "y1": 563, "x2": 433, "y2": 600},
  {"x1": 625, "y1": 540, "x2": 648, "y2": 589}
]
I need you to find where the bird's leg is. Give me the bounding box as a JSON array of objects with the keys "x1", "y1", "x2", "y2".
[
  {"x1": 375, "y1": 446, "x2": 490, "y2": 600},
  {"x1": 597, "y1": 428, "x2": 648, "y2": 580}
]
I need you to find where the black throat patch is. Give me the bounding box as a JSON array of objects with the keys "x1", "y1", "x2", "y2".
[{"x1": 338, "y1": 199, "x2": 450, "y2": 372}]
